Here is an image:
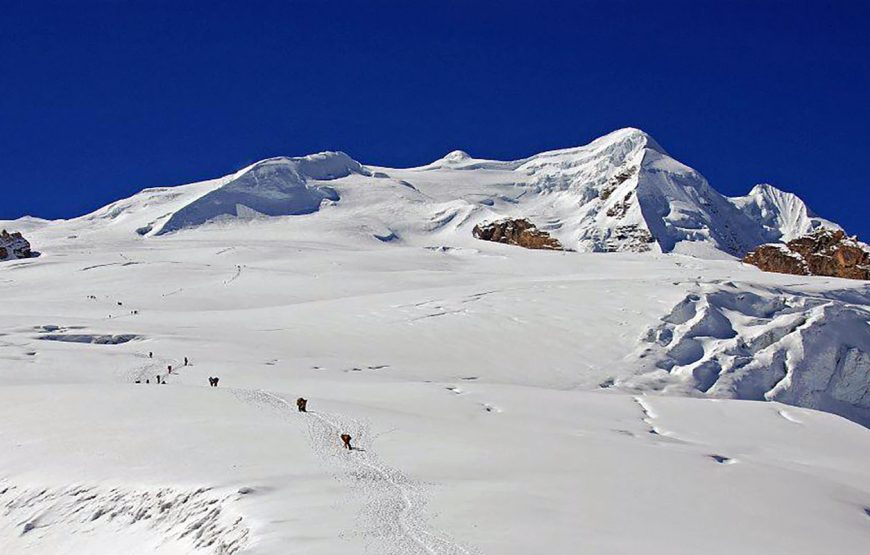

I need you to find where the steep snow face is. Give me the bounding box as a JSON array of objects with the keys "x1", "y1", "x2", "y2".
[
  {"x1": 155, "y1": 152, "x2": 359, "y2": 235},
  {"x1": 509, "y1": 128, "x2": 767, "y2": 256},
  {"x1": 631, "y1": 148, "x2": 767, "y2": 257},
  {"x1": 730, "y1": 183, "x2": 839, "y2": 242}
]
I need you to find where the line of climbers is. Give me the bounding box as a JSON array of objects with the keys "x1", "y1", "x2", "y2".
[
  {"x1": 134, "y1": 354, "x2": 192, "y2": 385},
  {"x1": 296, "y1": 396, "x2": 353, "y2": 450},
  {"x1": 135, "y1": 355, "x2": 353, "y2": 450}
]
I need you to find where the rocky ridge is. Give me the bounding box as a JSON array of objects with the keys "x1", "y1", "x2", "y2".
[
  {"x1": 743, "y1": 228, "x2": 870, "y2": 280},
  {"x1": 472, "y1": 219, "x2": 563, "y2": 250}
]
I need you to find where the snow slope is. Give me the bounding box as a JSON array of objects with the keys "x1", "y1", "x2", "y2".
[
  {"x1": 1, "y1": 129, "x2": 868, "y2": 554},
  {"x1": 1, "y1": 213, "x2": 870, "y2": 554}
]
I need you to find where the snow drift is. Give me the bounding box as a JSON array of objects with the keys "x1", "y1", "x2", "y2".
[{"x1": 628, "y1": 283, "x2": 870, "y2": 426}]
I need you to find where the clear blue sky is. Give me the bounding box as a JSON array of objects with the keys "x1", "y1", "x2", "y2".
[{"x1": 2, "y1": 1, "x2": 868, "y2": 237}]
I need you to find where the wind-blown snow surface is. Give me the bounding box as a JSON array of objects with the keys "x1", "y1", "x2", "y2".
[{"x1": 2, "y1": 129, "x2": 869, "y2": 553}]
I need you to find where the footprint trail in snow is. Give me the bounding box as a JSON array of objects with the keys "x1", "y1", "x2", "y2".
[{"x1": 237, "y1": 389, "x2": 478, "y2": 555}]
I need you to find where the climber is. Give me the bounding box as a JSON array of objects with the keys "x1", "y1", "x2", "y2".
[
  {"x1": 296, "y1": 397, "x2": 308, "y2": 412},
  {"x1": 340, "y1": 433, "x2": 353, "y2": 450}
]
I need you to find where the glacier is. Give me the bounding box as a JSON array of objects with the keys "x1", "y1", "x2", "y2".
[{"x1": 1, "y1": 128, "x2": 869, "y2": 555}]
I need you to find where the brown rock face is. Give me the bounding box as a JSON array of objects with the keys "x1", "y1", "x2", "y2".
[
  {"x1": 472, "y1": 219, "x2": 563, "y2": 250},
  {"x1": 743, "y1": 229, "x2": 870, "y2": 280}
]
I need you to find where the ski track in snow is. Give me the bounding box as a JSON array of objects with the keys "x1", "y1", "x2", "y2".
[{"x1": 234, "y1": 389, "x2": 477, "y2": 555}]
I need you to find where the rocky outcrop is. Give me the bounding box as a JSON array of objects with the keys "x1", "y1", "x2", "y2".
[
  {"x1": 604, "y1": 225, "x2": 656, "y2": 252},
  {"x1": 472, "y1": 219, "x2": 563, "y2": 250},
  {"x1": 0, "y1": 230, "x2": 34, "y2": 261},
  {"x1": 743, "y1": 228, "x2": 870, "y2": 280}
]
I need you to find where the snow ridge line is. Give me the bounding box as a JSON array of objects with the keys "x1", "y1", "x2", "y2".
[{"x1": 252, "y1": 389, "x2": 476, "y2": 555}]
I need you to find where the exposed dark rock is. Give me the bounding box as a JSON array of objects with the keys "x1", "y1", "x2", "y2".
[
  {"x1": 606, "y1": 191, "x2": 634, "y2": 218},
  {"x1": 743, "y1": 228, "x2": 870, "y2": 280},
  {"x1": 604, "y1": 225, "x2": 656, "y2": 252},
  {"x1": 472, "y1": 218, "x2": 563, "y2": 250},
  {"x1": 599, "y1": 166, "x2": 637, "y2": 201},
  {"x1": 0, "y1": 230, "x2": 34, "y2": 261}
]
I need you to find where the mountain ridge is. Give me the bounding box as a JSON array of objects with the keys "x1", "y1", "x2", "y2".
[{"x1": 10, "y1": 128, "x2": 840, "y2": 259}]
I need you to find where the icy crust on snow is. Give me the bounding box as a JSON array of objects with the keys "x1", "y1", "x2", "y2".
[
  {"x1": 629, "y1": 283, "x2": 870, "y2": 426},
  {"x1": 155, "y1": 153, "x2": 358, "y2": 235},
  {"x1": 730, "y1": 183, "x2": 840, "y2": 242},
  {"x1": 0, "y1": 483, "x2": 249, "y2": 554}
]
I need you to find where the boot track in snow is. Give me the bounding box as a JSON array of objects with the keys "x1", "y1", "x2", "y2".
[{"x1": 236, "y1": 389, "x2": 477, "y2": 555}]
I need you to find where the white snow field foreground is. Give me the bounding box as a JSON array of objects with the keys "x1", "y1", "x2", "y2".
[{"x1": 2, "y1": 129, "x2": 870, "y2": 553}]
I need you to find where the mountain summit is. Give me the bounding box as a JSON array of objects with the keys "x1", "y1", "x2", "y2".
[{"x1": 73, "y1": 128, "x2": 836, "y2": 258}]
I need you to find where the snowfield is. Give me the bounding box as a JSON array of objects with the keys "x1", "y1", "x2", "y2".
[{"x1": 2, "y1": 129, "x2": 870, "y2": 554}]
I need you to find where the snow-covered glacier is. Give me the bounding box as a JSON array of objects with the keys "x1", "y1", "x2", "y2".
[{"x1": 2, "y1": 128, "x2": 869, "y2": 555}]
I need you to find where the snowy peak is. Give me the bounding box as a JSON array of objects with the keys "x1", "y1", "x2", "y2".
[
  {"x1": 237, "y1": 151, "x2": 365, "y2": 182},
  {"x1": 508, "y1": 127, "x2": 765, "y2": 256},
  {"x1": 441, "y1": 150, "x2": 472, "y2": 164},
  {"x1": 416, "y1": 149, "x2": 512, "y2": 171},
  {"x1": 516, "y1": 127, "x2": 661, "y2": 177},
  {"x1": 730, "y1": 183, "x2": 839, "y2": 242},
  {"x1": 68, "y1": 128, "x2": 846, "y2": 260},
  {"x1": 154, "y1": 152, "x2": 359, "y2": 235},
  {"x1": 589, "y1": 127, "x2": 667, "y2": 155}
]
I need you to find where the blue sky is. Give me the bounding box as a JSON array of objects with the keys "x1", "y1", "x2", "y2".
[{"x1": 2, "y1": 1, "x2": 868, "y2": 237}]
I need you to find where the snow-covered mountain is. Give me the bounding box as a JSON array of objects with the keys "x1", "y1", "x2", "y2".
[
  {"x1": 72, "y1": 128, "x2": 836, "y2": 259},
  {"x1": 2, "y1": 129, "x2": 869, "y2": 555},
  {"x1": 731, "y1": 183, "x2": 840, "y2": 242}
]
